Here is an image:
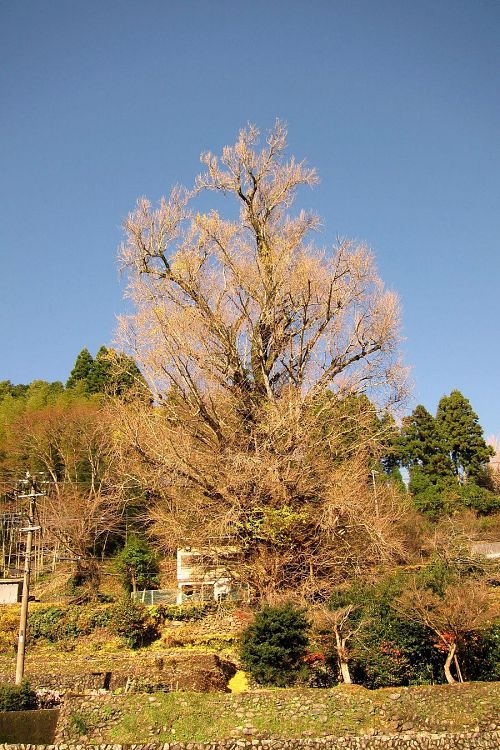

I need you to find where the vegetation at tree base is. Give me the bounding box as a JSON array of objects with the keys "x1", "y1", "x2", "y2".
[
  {"x1": 0, "y1": 681, "x2": 37, "y2": 711},
  {"x1": 325, "y1": 559, "x2": 500, "y2": 688},
  {"x1": 240, "y1": 604, "x2": 309, "y2": 686},
  {"x1": 324, "y1": 573, "x2": 441, "y2": 688}
]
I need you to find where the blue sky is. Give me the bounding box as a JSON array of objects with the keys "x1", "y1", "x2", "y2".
[{"x1": 1, "y1": 1, "x2": 499, "y2": 434}]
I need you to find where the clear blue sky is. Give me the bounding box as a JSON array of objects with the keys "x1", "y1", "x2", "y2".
[{"x1": 1, "y1": 1, "x2": 499, "y2": 435}]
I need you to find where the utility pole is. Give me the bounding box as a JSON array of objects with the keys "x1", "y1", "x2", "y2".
[{"x1": 15, "y1": 473, "x2": 42, "y2": 685}]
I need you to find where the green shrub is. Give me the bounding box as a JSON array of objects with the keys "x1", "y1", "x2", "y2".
[
  {"x1": 328, "y1": 571, "x2": 500, "y2": 689},
  {"x1": 28, "y1": 607, "x2": 65, "y2": 642},
  {"x1": 149, "y1": 602, "x2": 215, "y2": 624},
  {"x1": 111, "y1": 598, "x2": 159, "y2": 648},
  {"x1": 69, "y1": 712, "x2": 89, "y2": 735},
  {"x1": 350, "y1": 615, "x2": 440, "y2": 688},
  {"x1": 458, "y1": 623, "x2": 500, "y2": 682},
  {"x1": 0, "y1": 681, "x2": 37, "y2": 711},
  {"x1": 329, "y1": 574, "x2": 442, "y2": 689},
  {"x1": 28, "y1": 604, "x2": 114, "y2": 644},
  {"x1": 240, "y1": 603, "x2": 309, "y2": 686},
  {"x1": 459, "y1": 483, "x2": 500, "y2": 515}
]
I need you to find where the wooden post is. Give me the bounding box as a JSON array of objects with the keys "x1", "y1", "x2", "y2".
[{"x1": 15, "y1": 476, "x2": 42, "y2": 685}]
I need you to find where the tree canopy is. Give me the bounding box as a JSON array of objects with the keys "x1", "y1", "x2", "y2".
[
  {"x1": 66, "y1": 346, "x2": 145, "y2": 396},
  {"x1": 114, "y1": 122, "x2": 412, "y2": 599},
  {"x1": 436, "y1": 390, "x2": 494, "y2": 482},
  {"x1": 396, "y1": 391, "x2": 499, "y2": 518}
]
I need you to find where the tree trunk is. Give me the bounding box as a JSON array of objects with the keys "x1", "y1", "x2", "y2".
[
  {"x1": 444, "y1": 643, "x2": 457, "y2": 684},
  {"x1": 454, "y1": 653, "x2": 464, "y2": 683},
  {"x1": 340, "y1": 658, "x2": 352, "y2": 684},
  {"x1": 335, "y1": 628, "x2": 352, "y2": 684}
]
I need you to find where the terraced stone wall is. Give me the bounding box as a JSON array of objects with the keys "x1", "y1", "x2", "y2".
[
  {"x1": 0, "y1": 652, "x2": 232, "y2": 694},
  {"x1": 1, "y1": 731, "x2": 500, "y2": 749}
]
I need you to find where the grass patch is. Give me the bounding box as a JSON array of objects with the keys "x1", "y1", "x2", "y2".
[
  {"x1": 69, "y1": 712, "x2": 90, "y2": 736},
  {"x1": 105, "y1": 682, "x2": 499, "y2": 743}
]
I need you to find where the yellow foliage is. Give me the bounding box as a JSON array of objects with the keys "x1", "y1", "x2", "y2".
[
  {"x1": 227, "y1": 669, "x2": 249, "y2": 693},
  {"x1": 0, "y1": 608, "x2": 19, "y2": 653}
]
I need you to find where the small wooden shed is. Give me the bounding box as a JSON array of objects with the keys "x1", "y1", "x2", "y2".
[{"x1": 0, "y1": 578, "x2": 23, "y2": 604}]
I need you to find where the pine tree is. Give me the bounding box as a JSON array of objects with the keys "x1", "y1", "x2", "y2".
[
  {"x1": 87, "y1": 345, "x2": 112, "y2": 394},
  {"x1": 399, "y1": 405, "x2": 454, "y2": 481},
  {"x1": 66, "y1": 348, "x2": 94, "y2": 390},
  {"x1": 436, "y1": 390, "x2": 494, "y2": 482},
  {"x1": 67, "y1": 346, "x2": 146, "y2": 396}
]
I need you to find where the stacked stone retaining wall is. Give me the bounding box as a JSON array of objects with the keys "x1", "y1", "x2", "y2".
[
  {"x1": 0, "y1": 652, "x2": 232, "y2": 694},
  {"x1": 1, "y1": 732, "x2": 500, "y2": 749}
]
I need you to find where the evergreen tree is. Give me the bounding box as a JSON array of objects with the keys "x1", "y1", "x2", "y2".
[
  {"x1": 111, "y1": 351, "x2": 145, "y2": 395},
  {"x1": 88, "y1": 346, "x2": 146, "y2": 396},
  {"x1": 436, "y1": 390, "x2": 494, "y2": 482},
  {"x1": 399, "y1": 405, "x2": 454, "y2": 481},
  {"x1": 115, "y1": 534, "x2": 160, "y2": 593},
  {"x1": 87, "y1": 345, "x2": 112, "y2": 394},
  {"x1": 66, "y1": 348, "x2": 94, "y2": 390},
  {"x1": 240, "y1": 603, "x2": 309, "y2": 686}
]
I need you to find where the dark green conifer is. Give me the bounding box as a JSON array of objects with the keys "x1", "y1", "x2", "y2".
[
  {"x1": 88, "y1": 347, "x2": 146, "y2": 396},
  {"x1": 399, "y1": 404, "x2": 454, "y2": 481},
  {"x1": 436, "y1": 390, "x2": 494, "y2": 482},
  {"x1": 110, "y1": 351, "x2": 145, "y2": 396},
  {"x1": 87, "y1": 346, "x2": 112, "y2": 394},
  {"x1": 66, "y1": 348, "x2": 94, "y2": 390}
]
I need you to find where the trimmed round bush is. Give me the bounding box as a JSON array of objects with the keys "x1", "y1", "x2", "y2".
[{"x1": 240, "y1": 603, "x2": 309, "y2": 686}]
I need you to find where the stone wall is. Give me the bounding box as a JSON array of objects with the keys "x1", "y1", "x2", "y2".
[
  {"x1": 0, "y1": 652, "x2": 232, "y2": 694},
  {"x1": 53, "y1": 693, "x2": 500, "y2": 749},
  {"x1": 0, "y1": 709, "x2": 59, "y2": 744},
  {"x1": 55, "y1": 693, "x2": 123, "y2": 743},
  {"x1": 0, "y1": 731, "x2": 499, "y2": 749}
]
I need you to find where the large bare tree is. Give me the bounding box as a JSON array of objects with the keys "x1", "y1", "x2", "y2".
[{"x1": 116, "y1": 122, "x2": 411, "y2": 598}]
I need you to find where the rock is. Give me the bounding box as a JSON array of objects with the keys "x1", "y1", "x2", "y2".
[{"x1": 401, "y1": 722, "x2": 414, "y2": 731}]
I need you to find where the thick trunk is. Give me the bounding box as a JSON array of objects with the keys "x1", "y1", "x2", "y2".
[
  {"x1": 340, "y1": 659, "x2": 352, "y2": 684},
  {"x1": 444, "y1": 643, "x2": 457, "y2": 684}
]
